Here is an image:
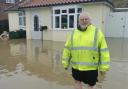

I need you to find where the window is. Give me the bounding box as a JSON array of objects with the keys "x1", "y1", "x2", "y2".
[
  {"x1": 19, "y1": 12, "x2": 26, "y2": 30},
  {"x1": 55, "y1": 16, "x2": 60, "y2": 28},
  {"x1": 77, "y1": 14, "x2": 80, "y2": 27},
  {"x1": 69, "y1": 15, "x2": 74, "y2": 28},
  {"x1": 77, "y1": 8, "x2": 82, "y2": 13},
  {"x1": 53, "y1": 6, "x2": 82, "y2": 30},
  {"x1": 6, "y1": 0, "x2": 15, "y2": 3},
  {"x1": 55, "y1": 10, "x2": 60, "y2": 14},
  {"x1": 61, "y1": 15, "x2": 67, "y2": 29},
  {"x1": 69, "y1": 8, "x2": 75, "y2": 13},
  {"x1": 62, "y1": 10, "x2": 67, "y2": 13},
  {"x1": 77, "y1": 8, "x2": 82, "y2": 27},
  {"x1": 34, "y1": 15, "x2": 39, "y2": 31}
]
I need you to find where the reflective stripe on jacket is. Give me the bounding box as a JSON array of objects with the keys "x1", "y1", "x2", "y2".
[{"x1": 62, "y1": 25, "x2": 110, "y2": 71}]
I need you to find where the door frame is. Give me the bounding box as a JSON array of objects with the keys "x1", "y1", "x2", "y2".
[{"x1": 31, "y1": 12, "x2": 42, "y2": 39}]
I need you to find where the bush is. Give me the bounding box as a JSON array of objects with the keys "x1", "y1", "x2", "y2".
[{"x1": 9, "y1": 30, "x2": 26, "y2": 39}]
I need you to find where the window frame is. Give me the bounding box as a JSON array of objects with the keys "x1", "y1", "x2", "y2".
[
  {"x1": 53, "y1": 5, "x2": 82, "y2": 30},
  {"x1": 18, "y1": 11, "x2": 26, "y2": 30}
]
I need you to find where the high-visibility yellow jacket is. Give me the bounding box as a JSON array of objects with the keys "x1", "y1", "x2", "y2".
[{"x1": 62, "y1": 25, "x2": 110, "y2": 71}]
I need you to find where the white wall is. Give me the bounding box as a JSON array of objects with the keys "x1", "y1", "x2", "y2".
[
  {"x1": 8, "y1": 12, "x2": 19, "y2": 31},
  {"x1": 52, "y1": 30, "x2": 71, "y2": 42},
  {"x1": 25, "y1": 10, "x2": 32, "y2": 39},
  {"x1": 39, "y1": 7, "x2": 53, "y2": 40},
  {"x1": 82, "y1": 3, "x2": 111, "y2": 32}
]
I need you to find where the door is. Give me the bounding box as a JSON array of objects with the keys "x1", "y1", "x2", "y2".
[
  {"x1": 31, "y1": 13, "x2": 42, "y2": 39},
  {"x1": 105, "y1": 12, "x2": 125, "y2": 38}
]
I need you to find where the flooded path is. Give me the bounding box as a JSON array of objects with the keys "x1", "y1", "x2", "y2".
[{"x1": 0, "y1": 38, "x2": 128, "y2": 89}]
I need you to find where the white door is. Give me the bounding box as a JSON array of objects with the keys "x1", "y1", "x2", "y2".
[
  {"x1": 105, "y1": 12, "x2": 125, "y2": 38},
  {"x1": 31, "y1": 13, "x2": 42, "y2": 39}
]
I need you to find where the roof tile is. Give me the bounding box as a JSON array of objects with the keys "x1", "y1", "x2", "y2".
[{"x1": 19, "y1": 0, "x2": 112, "y2": 8}]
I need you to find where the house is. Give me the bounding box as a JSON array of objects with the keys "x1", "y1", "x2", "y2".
[
  {"x1": 0, "y1": 0, "x2": 22, "y2": 34},
  {"x1": 0, "y1": 0, "x2": 22, "y2": 18},
  {"x1": 0, "y1": 3, "x2": 13, "y2": 34},
  {"x1": 7, "y1": 0, "x2": 113, "y2": 41}
]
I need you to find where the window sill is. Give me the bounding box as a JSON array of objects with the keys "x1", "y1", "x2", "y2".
[{"x1": 52, "y1": 28, "x2": 75, "y2": 31}]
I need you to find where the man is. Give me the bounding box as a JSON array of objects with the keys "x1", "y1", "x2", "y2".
[{"x1": 62, "y1": 12, "x2": 110, "y2": 89}]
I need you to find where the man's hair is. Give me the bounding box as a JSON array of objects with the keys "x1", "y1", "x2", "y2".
[{"x1": 79, "y1": 12, "x2": 92, "y2": 22}]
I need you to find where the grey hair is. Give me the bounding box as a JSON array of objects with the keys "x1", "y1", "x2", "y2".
[{"x1": 79, "y1": 12, "x2": 92, "y2": 23}]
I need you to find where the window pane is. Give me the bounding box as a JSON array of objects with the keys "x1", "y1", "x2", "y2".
[
  {"x1": 34, "y1": 15, "x2": 39, "y2": 31},
  {"x1": 69, "y1": 8, "x2": 75, "y2": 13},
  {"x1": 69, "y1": 15, "x2": 74, "y2": 28},
  {"x1": 55, "y1": 16, "x2": 60, "y2": 28},
  {"x1": 77, "y1": 14, "x2": 80, "y2": 27},
  {"x1": 23, "y1": 17, "x2": 26, "y2": 26},
  {"x1": 62, "y1": 10, "x2": 67, "y2": 13},
  {"x1": 19, "y1": 13, "x2": 23, "y2": 16},
  {"x1": 19, "y1": 12, "x2": 25, "y2": 27},
  {"x1": 61, "y1": 15, "x2": 67, "y2": 29},
  {"x1": 19, "y1": 17, "x2": 22, "y2": 25},
  {"x1": 77, "y1": 8, "x2": 82, "y2": 13},
  {"x1": 55, "y1": 10, "x2": 60, "y2": 14}
]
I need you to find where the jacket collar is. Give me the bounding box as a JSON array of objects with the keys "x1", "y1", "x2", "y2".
[{"x1": 77, "y1": 25, "x2": 87, "y2": 32}]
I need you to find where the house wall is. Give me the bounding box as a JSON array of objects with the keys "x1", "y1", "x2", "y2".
[
  {"x1": 40, "y1": 7, "x2": 53, "y2": 41},
  {"x1": 8, "y1": 12, "x2": 19, "y2": 31},
  {"x1": 101, "y1": 4, "x2": 112, "y2": 32},
  {"x1": 82, "y1": 3, "x2": 111, "y2": 33},
  {"x1": 25, "y1": 7, "x2": 53, "y2": 40},
  {"x1": 25, "y1": 10, "x2": 31, "y2": 39}
]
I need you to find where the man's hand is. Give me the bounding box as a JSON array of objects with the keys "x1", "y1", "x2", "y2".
[
  {"x1": 65, "y1": 68, "x2": 68, "y2": 70},
  {"x1": 98, "y1": 71, "x2": 107, "y2": 82},
  {"x1": 100, "y1": 71, "x2": 106, "y2": 75}
]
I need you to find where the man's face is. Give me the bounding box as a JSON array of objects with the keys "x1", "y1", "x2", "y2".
[{"x1": 79, "y1": 15, "x2": 90, "y2": 26}]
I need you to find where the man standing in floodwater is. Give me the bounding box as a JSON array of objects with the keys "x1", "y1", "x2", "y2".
[{"x1": 62, "y1": 12, "x2": 110, "y2": 89}]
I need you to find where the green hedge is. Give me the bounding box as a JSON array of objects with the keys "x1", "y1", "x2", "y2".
[{"x1": 9, "y1": 30, "x2": 26, "y2": 39}]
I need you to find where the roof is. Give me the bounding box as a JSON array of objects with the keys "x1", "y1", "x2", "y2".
[
  {"x1": 5, "y1": 0, "x2": 26, "y2": 11},
  {"x1": 0, "y1": 3, "x2": 14, "y2": 20},
  {"x1": 19, "y1": 0, "x2": 113, "y2": 8},
  {"x1": 0, "y1": 3, "x2": 14, "y2": 12}
]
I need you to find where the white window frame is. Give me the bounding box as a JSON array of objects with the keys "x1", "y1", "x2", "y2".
[
  {"x1": 6, "y1": 0, "x2": 15, "y2": 3},
  {"x1": 19, "y1": 11, "x2": 26, "y2": 30},
  {"x1": 53, "y1": 5, "x2": 82, "y2": 30}
]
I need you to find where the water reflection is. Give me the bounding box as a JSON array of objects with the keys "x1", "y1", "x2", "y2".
[
  {"x1": 15, "y1": 62, "x2": 24, "y2": 73},
  {"x1": 26, "y1": 40, "x2": 73, "y2": 85},
  {"x1": 0, "y1": 39, "x2": 73, "y2": 88},
  {"x1": 0, "y1": 38, "x2": 128, "y2": 89},
  {"x1": 52, "y1": 50, "x2": 61, "y2": 74},
  {"x1": 9, "y1": 40, "x2": 26, "y2": 56}
]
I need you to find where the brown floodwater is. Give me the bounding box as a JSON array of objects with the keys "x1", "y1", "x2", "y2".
[{"x1": 0, "y1": 38, "x2": 128, "y2": 89}]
